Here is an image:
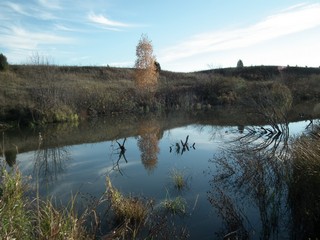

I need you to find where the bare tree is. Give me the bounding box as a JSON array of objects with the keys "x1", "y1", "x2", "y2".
[{"x1": 134, "y1": 34, "x2": 158, "y2": 94}]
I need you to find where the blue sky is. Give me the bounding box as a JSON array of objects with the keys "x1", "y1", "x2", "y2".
[{"x1": 0, "y1": 0, "x2": 319, "y2": 72}]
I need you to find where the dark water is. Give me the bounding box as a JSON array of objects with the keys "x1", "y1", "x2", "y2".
[{"x1": 1, "y1": 111, "x2": 318, "y2": 239}]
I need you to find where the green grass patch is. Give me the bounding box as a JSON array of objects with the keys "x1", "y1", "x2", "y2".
[
  {"x1": 170, "y1": 168, "x2": 187, "y2": 190},
  {"x1": 161, "y1": 195, "x2": 187, "y2": 216}
]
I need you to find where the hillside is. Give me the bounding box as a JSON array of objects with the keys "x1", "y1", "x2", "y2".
[{"x1": 1, "y1": 64, "x2": 320, "y2": 127}]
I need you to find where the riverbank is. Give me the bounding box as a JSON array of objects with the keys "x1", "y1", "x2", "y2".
[{"x1": 1, "y1": 64, "x2": 320, "y2": 128}]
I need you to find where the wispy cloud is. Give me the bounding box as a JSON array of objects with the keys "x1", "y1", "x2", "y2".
[
  {"x1": 54, "y1": 24, "x2": 78, "y2": 32},
  {"x1": 37, "y1": 0, "x2": 61, "y2": 9},
  {"x1": 0, "y1": 1, "x2": 68, "y2": 62},
  {"x1": 88, "y1": 12, "x2": 131, "y2": 30},
  {"x1": 2, "y1": 1, "x2": 58, "y2": 20},
  {"x1": 0, "y1": 25, "x2": 72, "y2": 54},
  {"x1": 6, "y1": 2, "x2": 29, "y2": 15},
  {"x1": 160, "y1": 3, "x2": 320, "y2": 63}
]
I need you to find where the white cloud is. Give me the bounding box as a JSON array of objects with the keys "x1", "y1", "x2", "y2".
[
  {"x1": 159, "y1": 3, "x2": 320, "y2": 63},
  {"x1": 88, "y1": 12, "x2": 131, "y2": 30}
]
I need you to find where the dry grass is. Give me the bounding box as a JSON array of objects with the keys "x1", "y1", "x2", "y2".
[
  {"x1": 0, "y1": 163, "x2": 93, "y2": 239},
  {"x1": 105, "y1": 176, "x2": 152, "y2": 239},
  {"x1": 287, "y1": 124, "x2": 320, "y2": 239},
  {"x1": 106, "y1": 176, "x2": 149, "y2": 224},
  {"x1": 291, "y1": 125, "x2": 320, "y2": 175},
  {"x1": 0, "y1": 166, "x2": 33, "y2": 239},
  {"x1": 36, "y1": 196, "x2": 91, "y2": 240}
]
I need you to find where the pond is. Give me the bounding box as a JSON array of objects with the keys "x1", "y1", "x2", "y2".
[{"x1": 1, "y1": 110, "x2": 319, "y2": 239}]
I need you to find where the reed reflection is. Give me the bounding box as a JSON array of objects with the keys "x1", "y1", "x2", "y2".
[
  {"x1": 208, "y1": 121, "x2": 291, "y2": 239},
  {"x1": 110, "y1": 138, "x2": 128, "y2": 175},
  {"x1": 33, "y1": 131, "x2": 70, "y2": 184},
  {"x1": 169, "y1": 135, "x2": 196, "y2": 155},
  {"x1": 208, "y1": 118, "x2": 320, "y2": 239},
  {"x1": 0, "y1": 132, "x2": 18, "y2": 167},
  {"x1": 4, "y1": 149, "x2": 17, "y2": 167}
]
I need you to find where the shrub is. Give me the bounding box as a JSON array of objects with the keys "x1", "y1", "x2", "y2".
[
  {"x1": 237, "y1": 59, "x2": 244, "y2": 68},
  {"x1": 0, "y1": 53, "x2": 9, "y2": 71}
]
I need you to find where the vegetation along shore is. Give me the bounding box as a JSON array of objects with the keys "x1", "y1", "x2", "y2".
[{"x1": 1, "y1": 58, "x2": 320, "y2": 128}]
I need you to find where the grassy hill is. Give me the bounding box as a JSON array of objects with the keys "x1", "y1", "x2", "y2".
[
  {"x1": 200, "y1": 65, "x2": 320, "y2": 80},
  {"x1": 1, "y1": 64, "x2": 320, "y2": 127}
]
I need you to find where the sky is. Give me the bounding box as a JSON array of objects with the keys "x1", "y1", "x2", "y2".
[{"x1": 0, "y1": 0, "x2": 320, "y2": 72}]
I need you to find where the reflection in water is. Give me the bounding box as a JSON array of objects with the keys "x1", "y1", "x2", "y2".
[
  {"x1": 1, "y1": 132, "x2": 18, "y2": 167},
  {"x1": 169, "y1": 135, "x2": 196, "y2": 155},
  {"x1": 116, "y1": 138, "x2": 127, "y2": 162},
  {"x1": 111, "y1": 138, "x2": 128, "y2": 175},
  {"x1": 237, "y1": 123, "x2": 290, "y2": 159},
  {"x1": 2, "y1": 110, "x2": 319, "y2": 238},
  {"x1": 137, "y1": 118, "x2": 162, "y2": 172},
  {"x1": 5, "y1": 149, "x2": 17, "y2": 167},
  {"x1": 33, "y1": 132, "x2": 70, "y2": 184},
  {"x1": 208, "y1": 122, "x2": 291, "y2": 239},
  {"x1": 208, "y1": 188, "x2": 249, "y2": 239}
]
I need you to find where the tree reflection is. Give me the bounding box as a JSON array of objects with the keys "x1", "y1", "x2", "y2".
[
  {"x1": 208, "y1": 119, "x2": 291, "y2": 239},
  {"x1": 137, "y1": 118, "x2": 162, "y2": 172},
  {"x1": 33, "y1": 132, "x2": 70, "y2": 184},
  {"x1": 208, "y1": 117, "x2": 320, "y2": 239},
  {"x1": 207, "y1": 84, "x2": 320, "y2": 239}
]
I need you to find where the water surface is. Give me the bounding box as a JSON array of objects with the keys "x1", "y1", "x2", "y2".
[{"x1": 2, "y1": 112, "x2": 318, "y2": 239}]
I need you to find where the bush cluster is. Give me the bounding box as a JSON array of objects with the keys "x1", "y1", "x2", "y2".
[{"x1": 0, "y1": 53, "x2": 9, "y2": 71}]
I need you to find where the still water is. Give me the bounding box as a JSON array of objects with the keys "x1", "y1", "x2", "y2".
[{"x1": 1, "y1": 111, "x2": 318, "y2": 239}]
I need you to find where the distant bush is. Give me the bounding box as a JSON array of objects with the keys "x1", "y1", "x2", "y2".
[
  {"x1": 237, "y1": 59, "x2": 244, "y2": 68},
  {"x1": 0, "y1": 53, "x2": 9, "y2": 71}
]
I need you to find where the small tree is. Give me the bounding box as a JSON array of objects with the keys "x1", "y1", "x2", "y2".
[
  {"x1": 134, "y1": 34, "x2": 158, "y2": 93},
  {"x1": 0, "y1": 53, "x2": 9, "y2": 71},
  {"x1": 237, "y1": 59, "x2": 244, "y2": 68}
]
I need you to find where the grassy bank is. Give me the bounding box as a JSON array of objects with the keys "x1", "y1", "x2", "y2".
[
  {"x1": 0, "y1": 165, "x2": 93, "y2": 239},
  {"x1": 0, "y1": 163, "x2": 191, "y2": 239},
  {"x1": 1, "y1": 64, "x2": 320, "y2": 127}
]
